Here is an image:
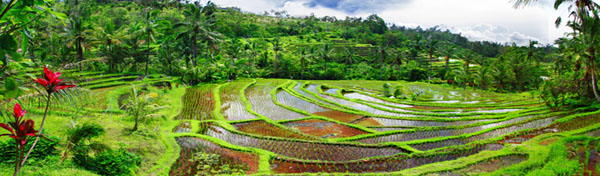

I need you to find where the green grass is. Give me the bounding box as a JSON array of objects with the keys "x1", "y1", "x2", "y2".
[{"x1": 4, "y1": 76, "x2": 600, "y2": 175}]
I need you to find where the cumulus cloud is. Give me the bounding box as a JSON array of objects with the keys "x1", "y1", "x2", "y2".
[
  {"x1": 301, "y1": 0, "x2": 411, "y2": 14},
  {"x1": 442, "y1": 24, "x2": 539, "y2": 45},
  {"x1": 203, "y1": 0, "x2": 571, "y2": 45}
]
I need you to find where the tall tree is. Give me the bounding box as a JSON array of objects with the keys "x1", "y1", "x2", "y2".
[
  {"x1": 177, "y1": 2, "x2": 220, "y2": 67},
  {"x1": 64, "y1": 17, "x2": 89, "y2": 71},
  {"x1": 272, "y1": 36, "x2": 281, "y2": 77},
  {"x1": 514, "y1": 0, "x2": 600, "y2": 101},
  {"x1": 143, "y1": 8, "x2": 159, "y2": 75}
]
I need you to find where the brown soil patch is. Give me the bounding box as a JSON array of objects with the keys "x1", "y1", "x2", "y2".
[
  {"x1": 312, "y1": 110, "x2": 365, "y2": 123},
  {"x1": 283, "y1": 119, "x2": 370, "y2": 138},
  {"x1": 233, "y1": 120, "x2": 316, "y2": 140},
  {"x1": 539, "y1": 137, "x2": 559, "y2": 146},
  {"x1": 170, "y1": 138, "x2": 259, "y2": 175},
  {"x1": 353, "y1": 117, "x2": 382, "y2": 126}
]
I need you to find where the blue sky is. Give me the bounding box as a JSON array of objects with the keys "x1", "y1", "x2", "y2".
[{"x1": 201, "y1": 0, "x2": 576, "y2": 45}]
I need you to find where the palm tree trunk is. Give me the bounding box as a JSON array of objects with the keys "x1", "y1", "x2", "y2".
[
  {"x1": 445, "y1": 56, "x2": 450, "y2": 70},
  {"x1": 273, "y1": 51, "x2": 278, "y2": 78},
  {"x1": 133, "y1": 117, "x2": 139, "y2": 131},
  {"x1": 192, "y1": 27, "x2": 198, "y2": 67},
  {"x1": 429, "y1": 53, "x2": 434, "y2": 73},
  {"x1": 145, "y1": 32, "x2": 150, "y2": 75},
  {"x1": 77, "y1": 38, "x2": 84, "y2": 71},
  {"x1": 301, "y1": 57, "x2": 305, "y2": 79},
  {"x1": 590, "y1": 50, "x2": 600, "y2": 102}
]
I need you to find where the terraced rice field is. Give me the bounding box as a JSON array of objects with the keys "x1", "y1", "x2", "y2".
[{"x1": 170, "y1": 79, "x2": 600, "y2": 175}]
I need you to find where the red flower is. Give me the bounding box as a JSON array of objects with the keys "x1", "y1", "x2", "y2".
[
  {"x1": 34, "y1": 67, "x2": 76, "y2": 93},
  {"x1": 0, "y1": 103, "x2": 39, "y2": 147},
  {"x1": 13, "y1": 103, "x2": 25, "y2": 119}
]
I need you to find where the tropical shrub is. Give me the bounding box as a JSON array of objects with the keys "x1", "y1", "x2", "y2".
[
  {"x1": 0, "y1": 136, "x2": 59, "y2": 164},
  {"x1": 121, "y1": 85, "x2": 167, "y2": 131},
  {"x1": 75, "y1": 148, "x2": 141, "y2": 176}
]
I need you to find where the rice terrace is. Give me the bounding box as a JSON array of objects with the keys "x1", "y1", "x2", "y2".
[{"x1": 2, "y1": 0, "x2": 600, "y2": 175}]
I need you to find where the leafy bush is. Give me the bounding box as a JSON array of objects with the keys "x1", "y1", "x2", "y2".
[
  {"x1": 0, "y1": 136, "x2": 60, "y2": 164},
  {"x1": 75, "y1": 148, "x2": 141, "y2": 176},
  {"x1": 382, "y1": 83, "x2": 392, "y2": 97},
  {"x1": 394, "y1": 85, "x2": 404, "y2": 99}
]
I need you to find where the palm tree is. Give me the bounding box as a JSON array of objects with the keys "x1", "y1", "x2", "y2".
[
  {"x1": 393, "y1": 47, "x2": 407, "y2": 71},
  {"x1": 121, "y1": 85, "x2": 167, "y2": 131},
  {"x1": 343, "y1": 46, "x2": 357, "y2": 66},
  {"x1": 459, "y1": 51, "x2": 476, "y2": 74},
  {"x1": 320, "y1": 43, "x2": 333, "y2": 75},
  {"x1": 90, "y1": 19, "x2": 127, "y2": 72},
  {"x1": 299, "y1": 47, "x2": 309, "y2": 79},
  {"x1": 441, "y1": 45, "x2": 456, "y2": 71},
  {"x1": 64, "y1": 16, "x2": 89, "y2": 71},
  {"x1": 157, "y1": 20, "x2": 177, "y2": 75},
  {"x1": 177, "y1": 2, "x2": 221, "y2": 67},
  {"x1": 526, "y1": 40, "x2": 540, "y2": 66},
  {"x1": 425, "y1": 39, "x2": 439, "y2": 72},
  {"x1": 245, "y1": 40, "x2": 259, "y2": 75},
  {"x1": 272, "y1": 37, "x2": 282, "y2": 77},
  {"x1": 378, "y1": 42, "x2": 389, "y2": 80},
  {"x1": 514, "y1": 0, "x2": 600, "y2": 101},
  {"x1": 474, "y1": 56, "x2": 492, "y2": 90},
  {"x1": 143, "y1": 8, "x2": 159, "y2": 75}
]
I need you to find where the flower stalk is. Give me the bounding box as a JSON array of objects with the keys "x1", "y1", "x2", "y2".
[{"x1": 0, "y1": 67, "x2": 76, "y2": 176}]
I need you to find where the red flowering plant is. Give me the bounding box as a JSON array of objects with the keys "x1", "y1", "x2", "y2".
[
  {"x1": 0, "y1": 103, "x2": 38, "y2": 146},
  {"x1": 3, "y1": 67, "x2": 76, "y2": 176},
  {"x1": 0, "y1": 103, "x2": 48, "y2": 174},
  {"x1": 35, "y1": 67, "x2": 76, "y2": 94}
]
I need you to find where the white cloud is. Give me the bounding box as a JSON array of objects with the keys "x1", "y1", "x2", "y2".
[
  {"x1": 441, "y1": 24, "x2": 538, "y2": 45},
  {"x1": 203, "y1": 0, "x2": 579, "y2": 45}
]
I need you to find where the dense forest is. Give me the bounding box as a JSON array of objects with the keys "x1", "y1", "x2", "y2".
[
  {"x1": 1, "y1": 0, "x2": 600, "y2": 175},
  {"x1": 1, "y1": 0, "x2": 556, "y2": 87}
]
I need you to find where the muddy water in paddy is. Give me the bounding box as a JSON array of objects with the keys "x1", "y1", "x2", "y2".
[
  {"x1": 293, "y1": 83, "x2": 368, "y2": 122},
  {"x1": 293, "y1": 83, "x2": 339, "y2": 108},
  {"x1": 354, "y1": 117, "x2": 492, "y2": 127},
  {"x1": 312, "y1": 88, "x2": 421, "y2": 117},
  {"x1": 276, "y1": 90, "x2": 329, "y2": 113},
  {"x1": 270, "y1": 144, "x2": 503, "y2": 173},
  {"x1": 220, "y1": 81, "x2": 258, "y2": 121},
  {"x1": 172, "y1": 122, "x2": 192, "y2": 133},
  {"x1": 411, "y1": 116, "x2": 560, "y2": 151},
  {"x1": 282, "y1": 119, "x2": 370, "y2": 138},
  {"x1": 343, "y1": 92, "x2": 413, "y2": 108},
  {"x1": 232, "y1": 120, "x2": 316, "y2": 140},
  {"x1": 246, "y1": 83, "x2": 305, "y2": 120},
  {"x1": 368, "y1": 127, "x2": 413, "y2": 132},
  {"x1": 170, "y1": 137, "x2": 259, "y2": 175},
  {"x1": 206, "y1": 126, "x2": 408, "y2": 161},
  {"x1": 500, "y1": 113, "x2": 600, "y2": 145},
  {"x1": 353, "y1": 114, "x2": 544, "y2": 144},
  {"x1": 344, "y1": 92, "x2": 524, "y2": 114},
  {"x1": 312, "y1": 110, "x2": 365, "y2": 123}
]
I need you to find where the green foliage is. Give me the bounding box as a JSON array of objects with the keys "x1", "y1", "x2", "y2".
[
  {"x1": 382, "y1": 83, "x2": 392, "y2": 97},
  {"x1": 394, "y1": 85, "x2": 404, "y2": 99},
  {"x1": 0, "y1": 136, "x2": 60, "y2": 165},
  {"x1": 189, "y1": 152, "x2": 245, "y2": 175},
  {"x1": 75, "y1": 147, "x2": 141, "y2": 176},
  {"x1": 121, "y1": 85, "x2": 168, "y2": 131}
]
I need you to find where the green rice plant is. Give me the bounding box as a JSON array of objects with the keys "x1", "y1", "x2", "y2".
[
  {"x1": 219, "y1": 80, "x2": 258, "y2": 121},
  {"x1": 177, "y1": 85, "x2": 216, "y2": 120},
  {"x1": 245, "y1": 80, "x2": 304, "y2": 120}
]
